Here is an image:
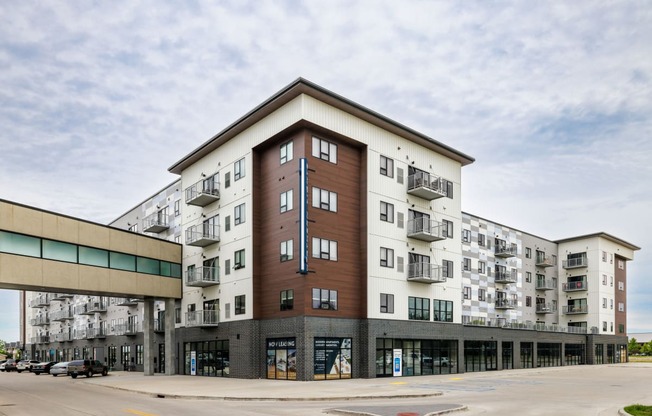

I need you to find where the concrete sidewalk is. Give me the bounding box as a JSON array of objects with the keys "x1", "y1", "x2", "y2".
[{"x1": 81, "y1": 371, "x2": 444, "y2": 401}]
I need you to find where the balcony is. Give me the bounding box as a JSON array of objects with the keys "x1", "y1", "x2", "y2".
[
  {"x1": 29, "y1": 294, "x2": 52, "y2": 308},
  {"x1": 407, "y1": 262, "x2": 446, "y2": 284},
  {"x1": 535, "y1": 254, "x2": 555, "y2": 268},
  {"x1": 30, "y1": 316, "x2": 50, "y2": 326},
  {"x1": 186, "y1": 224, "x2": 220, "y2": 247},
  {"x1": 563, "y1": 304, "x2": 588, "y2": 315},
  {"x1": 87, "y1": 327, "x2": 107, "y2": 339},
  {"x1": 115, "y1": 322, "x2": 141, "y2": 336},
  {"x1": 114, "y1": 297, "x2": 139, "y2": 306},
  {"x1": 53, "y1": 332, "x2": 72, "y2": 342},
  {"x1": 495, "y1": 243, "x2": 517, "y2": 258},
  {"x1": 562, "y1": 279, "x2": 587, "y2": 292},
  {"x1": 154, "y1": 319, "x2": 165, "y2": 333},
  {"x1": 74, "y1": 328, "x2": 87, "y2": 340},
  {"x1": 51, "y1": 293, "x2": 73, "y2": 301},
  {"x1": 407, "y1": 171, "x2": 447, "y2": 200},
  {"x1": 186, "y1": 310, "x2": 219, "y2": 327},
  {"x1": 536, "y1": 303, "x2": 557, "y2": 314},
  {"x1": 563, "y1": 256, "x2": 588, "y2": 269},
  {"x1": 495, "y1": 298, "x2": 517, "y2": 309},
  {"x1": 407, "y1": 218, "x2": 446, "y2": 242},
  {"x1": 185, "y1": 177, "x2": 220, "y2": 207},
  {"x1": 186, "y1": 266, "x2": 220, "y2": 287},
  {"x1": 75, "y1": 303, "x2": 93, "y2": 315},
  {"x1": 143, "y1": 212, "x2": 170, "y2": 233},
  {"x1": 87, "y1": 299, "x2": 108, "y2": 313},
  {"x1": 495, "y1": 269, "x2": 517, "y2": 284},
  {"x1": 536, "y1": 278, "x2": 556, "y2": 290},
  {"x1": 50, "y1": 308, "x2": 74, "y2": 321},
  {"x1": 30, "y1": 335, "x2": 50, "y2": 344}
]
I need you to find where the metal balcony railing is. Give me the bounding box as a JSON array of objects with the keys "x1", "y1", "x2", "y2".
[
  {"x1": 495, "y1": 298, "x2": 517, "y2": 309},
  {"x1": 29, "y1": 294, "x2": 53, "y2": 308},
  {"x1": 563, "y1": 256, "x2": 588, "y2": 269},
  {"x1": 563, "y1": 304, "x2": 588, "y2": 314},
  {"x1": 154, "y1": 319, "x2": 165, "y2": 332},
  {"x1": 536, "y1": 303, "x2": 557, "y2": 313},
  {"x1": 536, "y1": 278, "x2": 556, "y2": 290},
  {"x1": 115, "y1": 322, "x2": 141, "y2": 336},
  {"x1": 407, "y1": 218, "x2": 446, "y2": 242},
  {"x1": 50, "y1": 308, "x2": 74, "y2": 321},
  {"x1": 143, "y1": 211, "x2": 170, "y2": 233},
  {"x1": 495, "y1": 244, "x2": 518, "y2": 258},
  {"x1": 407, "y1": 171, "x2": 447, "y2": 200},
  {"x1": 185, "y1": 266, "x2": 220, "y2": 287},
  {"x1": 185, "y1": 224, "x2": 220, "y2": 247},
  {"x1": 495, "y1": 270, "x2": 517, "y2": 283},
  {"x1": 407, "y1": 262, "x2": 446, "y2": 284},
  {"x1": 114, "y1": 297, "x2": 139, "y2": 306},
  {"x1": 186, "y1": 310, "x2": 219, "y2": 327},
  {"x1": 535, "y1": 254, "x2": 554, "y2": 267},
  {"x1": 185, "y1": 177, "x2": 220, "y2": 207},
  {"x1": 562, "y1": 280, "x2": 588, "y2": 292},
  {"x1": 30, "y1": 335, "x2": 50, "y2": 344},
  {"x1": 30, "y1": 315, "x2": 50, "y2": 326}
]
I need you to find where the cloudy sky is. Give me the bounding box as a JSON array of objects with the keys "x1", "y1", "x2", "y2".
[{"x1": 0, "y1": 1, "x2": 650, "y2": 342}]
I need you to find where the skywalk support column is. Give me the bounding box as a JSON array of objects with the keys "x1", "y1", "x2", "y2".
[
  {"x1": 165, "y1": 297, "x2": 176, "y2": 375},
  {"x1": 143, "y1": 298, "x2": 154, "y2": 375}
]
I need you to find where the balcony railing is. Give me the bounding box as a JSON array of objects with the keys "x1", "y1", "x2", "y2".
[
  {"x1": 87, "y1": 300, "x2": 108, "y2": 313},
  {"x1": 463, "y1": 319, "x2": 588, "y2": 334},
  {"x1": 495, "y1": 298, "x2": 517, "y2": 309},
  {"x1": 186, "y1": 224, "x2": 220, "y2": 247},
  {"x1": 30, "y1": 335, "x2": 50, "y2": 344},
  {"x1": 185, "y1": 177, "x2": 220, "y2": 207},
  {"x1": 535, "y1": 255, "x2": 555, "y2": 268},
  {"x1": 407, "y1": 218, "x2": 446, "y2": 242},
  {"x1": 536, "y1": 303, "x2": 557, "y2": 314},
  {"x1": 562, "y1": 280, "x2": 587, "y2": 292},
  {"x1": 185, "y1": 266, "x2": 220, "y2": 287},
  {"x1": 114, "y1": 297, "x2": 139, "y2": 306},
  {"x1": 186, "y1": 310, "x2": 219, "y2": 327},
  {"x1": 407, "y1": 171, "x2": 447, "y2": 200},
  {"x1": 53, "y1": 332, "x2": 72, "y2": 342},
  {"x1": 51, "y1": 293, "x2": 73, "y2": 301},
  {"x1": 563, "y1": 304, "x2": 588, "y2": 315},
  {"x1": 495, "y1": 270, "x2": 517, "y2": 283},
  {"x1": 495, "y1": 244, "x2": 517, "y2": 258},
  {"x1": 115, "y1": 322, "x2": 141, "y2": 336},
  {"x1": 407, "y1": 262, "x2": 446, "y2": 284},
  {"x1": 563, "y1": 256, "x2": 588, "y2": 269},
  {"x1": 154, "y1": 319, "x2": 165, "y2": 333},
  {"x1": 30, "y1": 315, "x2": 50, "y2": 326},
  {"x1": 29, "y1": 294, "x2": 53, "y2": 308},
  {"x1": 50, "y1": 308, "x2": 74, "y2": 321},
  {"x1": 74, "y1": 328, "x2": 87, "y2": 340},
  {"x1": 87, "y1": 327, "x2": 107, "y2": 339},
  {"x1": 536, "y1": 278, "x2": 556, "y2": 290},
  {"x1": 143, "y1": 212, "x2": 170, "y2": 233}
]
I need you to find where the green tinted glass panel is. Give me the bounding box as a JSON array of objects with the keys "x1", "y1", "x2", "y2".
[
  {"x1": 79, "y1": 246, "x2": 109, "y2": 267},
  {"x1": 170, "y1": 263, "x2": 182, "y2": 278},
  {"x1": 110, "y1": 252, "x2": 136, "y2": 271},
  {"x1": 137, "y1": 257, "x2": 160, "y2": 275},
  {"x1": 0, "y1": 231, "x2": 41, "y2": 257},
  {"x1": 42, "y1": 239, "x2": 77, "y2": 263},
  {"x1": 160, "y1": 261, "x2": 171, "y2": 277}
]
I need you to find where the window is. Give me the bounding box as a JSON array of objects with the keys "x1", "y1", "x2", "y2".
[
  {"x1": 280, "y1": 290, "x2": 294, "y2": 311},
  {"x1": 396, "y1": 167, "x2": 404, "y2": 184},
  {"x1": 312, "y1": 237, "x2": 338, "y2": 261},
  {"x1": 280, "y1": 240, "x2": 293, "y2": 262},
  {"x1": 380, "y1": 201, "x2": 394, "y2": 223},
  {"x1": 280, "y1": 141, "x2": 293, "y2": 164},
  {"x1": 234, "y1": 203, "x2": 245, "y2": 225},
  {"x1": 433, "y1": 299, "x2": 453, "y2": 322},
  {"x1": 478, "y1": 288, "x2": 486, "y2": 301},
  {"x1": 280, "y1": 190, "x2": 293, "y2": 213},
  {"x1": 312, "y1": 187, "x2": 337, "y2": 212},
  {"x1": 397, "y1": 212, "x2": 404, "y2": 229},
  {"x1": 463, "y1": 258, "x2": 471, "y2": 271},
  {"x1": 602, "y1": 251, "x2": 607, "y2": 262},
  {"x1": 618, "y1": 302, "x2": 624, "y2": 312},
  {"x1": 225, "y1": 215, "x2": 231, "y2": 232},
  {"x1": 603, "y1": 274, "x2": 607, "y2": 285},
  {"x1": 235, "y1": 295, "x2": 245, "y2": 315},
  {"x1": 602, "y1": 298, "x2": 607, "y2": 308},
  {"x1": 380, "y1": 293, "x2": 394, "y2": 314},
  {"x1": 129, "y1": 223, "x2": 138, "y2": 233},
  {"x1": 442, "y1": 259, "x2": 453, "y2": 278},
  {"x1": 312, "y1": 136, "x2": 337, "y2": 163},
  {"x1": 380, "y1": 155, "x2": 394, "y2": 177},
  {"x1": 234, "y1": 158, "x2": 245, "y2": 181},
  {"x1": 618, "y1": 281, "x2": 624, "y2": 291},
  {"x1": 619, "y1": 324, "x2": 625, "y2": 334},
  {"x1": 234, "y1": 250, "x2": 245, "y2": 270},
  {"x1": 225, "y1": 259, "x2": 231, "y2": 275},
  {"x1": 408, "y1": 296, "x2": 430, "y2": 320},
  {"x1": 175, "y1": 307, "x2": 181, "y2": 324},
  {"x1": 397, "y1": 256, "x2": 404, "y2": 273},
  {"x1": 610, "y1": 299, "x2": 614, "y2": 310},
  {"x1": 463, "y1": 286, "x2": 471, "y2": 300},
  {"x1": 610, "y1": 322, "x2": 613, "y2": 332},
  {"x1": 444, "y1": 180, "x2": 454, "y2": 198},
  {"x1": 312, "y1": 288, "x2": 337, "y2": 310},
  {"x1": 442, "y1": 219, "x2": 453, "y2": 238},
  {"x1": 224, "y1": 172, "x2": 231, "y2": 188},
  {"x1": 174, "y1": 200, "x2": 180, "y2": 216},
  {"x1": 380, "y1": 247, "x2": 394, "y2": 268},
  {"x1": 526, "y1": 296, "x2": 532, "y2": 307},
  {"x1": 462, "y1": 229, "x2": 471, "y2": 242},
  {"x1": 478, "y1": 261, "x2": 486, "y2": 274},
  {"x1": 525, "y1": 248, "x2": 532, "y2": 258},
  {"x1": 610, "y1": 276, "x2": 613, "y2": 287},
  {"x1": 478, "y1": 234, "x2": 486, "y2": 247},
  {"x1": 136, "y1": 345, "x2": 144, "y2": 365},
  {"x1": 603, "y1": 321, "x2": 608, "y2": 331},
  {"x1": 618, "y1": 259, "x2": 625, "y2": 269}
]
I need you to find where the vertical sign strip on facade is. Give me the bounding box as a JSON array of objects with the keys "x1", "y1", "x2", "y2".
[{"x1": 299, "y1": 158, "x2": 308, "y2": 274}]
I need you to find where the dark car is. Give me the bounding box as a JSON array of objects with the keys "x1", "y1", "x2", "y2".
[
  {"x1": 32, "y1": 361, "x2": 58, "y2": 375},
  {"x1": 3, "y1": 359, "x2": 17, "y2": 372},
  {"x1": 68, "y1": 359, "x2": 108, "y2": 378}
]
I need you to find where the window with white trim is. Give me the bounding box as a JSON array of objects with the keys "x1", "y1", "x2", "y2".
[
  {"x1": 234, "y1": 249, "x2": 245, "y2": 270},
  {"x1": 380, "y1": 155, "x2": 394, "y2": 177},
  {"x1": 618, "y1": 281, "x2": 624, "y2": 291},
  {"x1": 463, "y1": 257, "x2": 471, "y2": 271},
  {"x1": 442, "y1": 259, "x2": 453, "y2": 278},
  {"x1": 478, "y1": 234, "x2": 486, "y2": 247},
  {"x1": 280, "y1": 141, "x2": 293, "y2": 165},
  {"x1": 442, "y1": 219, "x2": 453, "y2": 238},
  {"x1": 463, "y1": 286, "x2": 471, "y2": 300},
  {"x1": 312, "y1": 288, "x2": 337, "y2": 310},
  {"x1": 618, "y1": 302, "x2": 625, "y2": 312},
  {"x1": 280, "y1": 240, "x2": 293, "y2": 262},
  {"x1": 380, "y1": 293, "x2": 394, "y2": 313},
  {"x1": 234, "y1": 203, "x2": 245, "y2": 225},
  {"x1": 312, "y1": 237, "x2": 338, "y2": 261},
  {"x1": 312, "y1": 137, "x2": 337, "y2": 163},
  {"x1": 234, "y1": 158, "x2": 245, "y2": 181},
  {"x1": 380, "y1": 247, "x2": 394, "y2": 268},
  {"x1": 479, "y1": 261, "x2": 486, "y2": 274},
  {"x1": 280, "y1": 189, "x2": 293, "y2": 213},
  {"x1": 380, "y1": 201, "x2": 394, "y2": 223},
  {"x1": 462, "y1": 229, "x2": 471, "y2": 242},
  {"x1": 312, "y1": 187, "x2": 337, "y2": 212}
]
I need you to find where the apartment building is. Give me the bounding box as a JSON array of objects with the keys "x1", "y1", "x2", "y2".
[{"x1": 22, "y1": 78, "x2": 639, "y2": 380}]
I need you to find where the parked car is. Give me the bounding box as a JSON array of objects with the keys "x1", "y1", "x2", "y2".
[
  {"x1": 67, "y1": 359, "x2": 108, "y2": 378},
  {"x1": 16, "y1": 360, "x2": 41, "y2": 373},
  {"x1": 32, "y1": 361, "x2": 57, "y2": 375},
  {"x1": 0, "y1": 360, "x2": 8, "y2": 372},
  {"x1": 50, "y1": 362, "x2": 70, "y2": 377},
  {"x1": 3, "y1": 359, "x2": 18, "y2": 372}
]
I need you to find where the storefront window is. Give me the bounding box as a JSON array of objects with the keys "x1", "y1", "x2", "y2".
[
  {"x1": 314, "y1": 338, "x2": 351, "y2": 380},
  {"x1": 183, "y1": 340, "x2": 229, "y2": 377},
  {"x1": 267, "y1": 338, "x2": 297, "y2": 380}
]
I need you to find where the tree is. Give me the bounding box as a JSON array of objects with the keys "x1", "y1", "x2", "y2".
[
  {"x1": 628, "y1": 338, "x2": 641, "y2": 355},
  {"x1": 0, "y1": 339, "x2": 6, "y2": 356},
  {"x1": 641, "y1": 341, "x2": 652, "y2": 356}
]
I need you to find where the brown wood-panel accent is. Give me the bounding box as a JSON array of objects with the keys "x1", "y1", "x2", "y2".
[
  {"x1": 253, "y1": 128, "x2": 367, "y2": 320},
  {"x1": 614, "y1": 255, "x2": 627, "y2": 335}
]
